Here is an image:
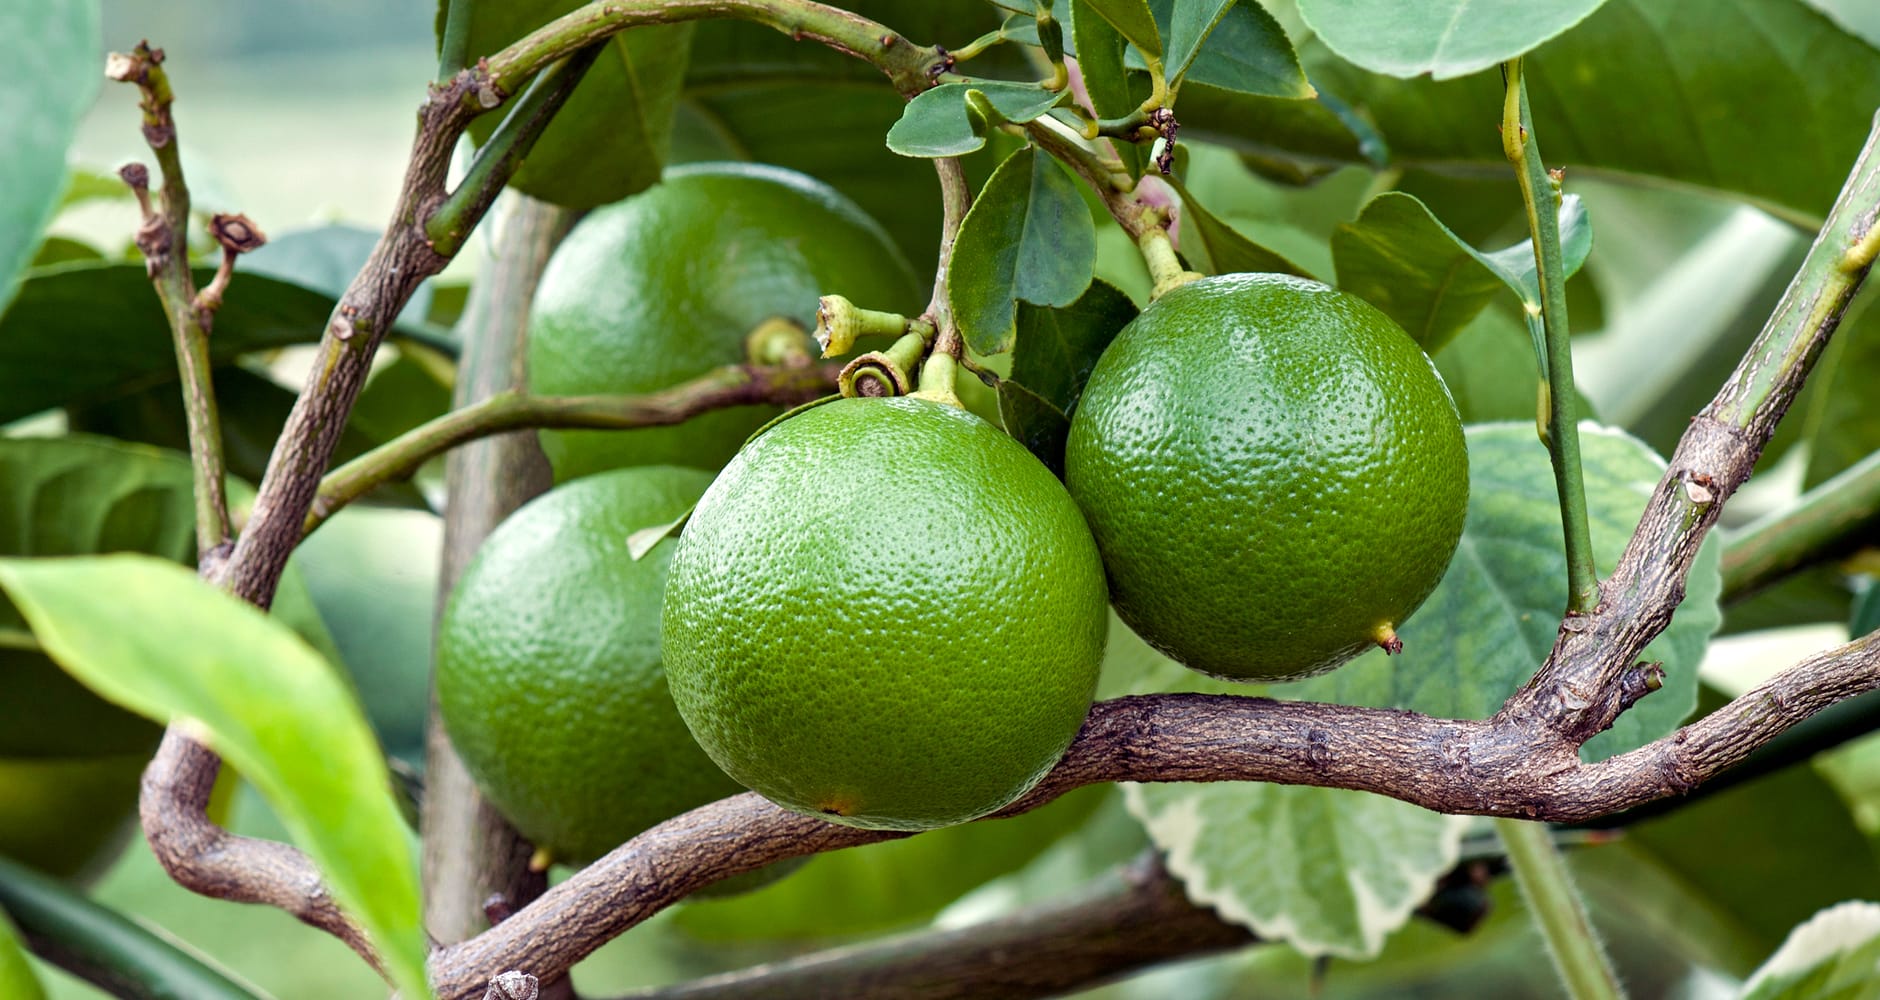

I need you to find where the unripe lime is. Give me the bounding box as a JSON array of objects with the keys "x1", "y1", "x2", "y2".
[
  {"x1": 527, "y1": 163, "x2": 922, "y2": 480},
  {"x1": 436, "y1": 466, "x2": 744, "y2": 865},
  {"x1": 661, "y1": 397, "x2": 1107, "y2": 831},
  {"x1": 1065, "y1": 273, "x2": 1468, "y2": 681}
]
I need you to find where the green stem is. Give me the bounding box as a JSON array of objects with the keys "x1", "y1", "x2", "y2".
[
  {"x1": 0, "y1": 856, "x2": 265, "y2": 1000},
  {"x1": 438, "y1": 0, "x2": 476, "y2": 78},
  {"x1": 1503, "y1": 58, "x2": 1599, "y2": 615},
  {"x1": 1722, "y1": 448, "x2": 1880, "y2": 600},
  {"x1": 305, "y1": 364, "x2": 837, "y2": 536},
  {"x1": 1494, "y1": 818, "x2": 1625, "y2": 1000},
  {"x1": 426, "y1": 44, "x2": 603, "y2": 257},
  {"x1": 109, "y1": 44, "x2": 232, "y2": 557},
  {"x1": 480, "y1": 0, "x2": 946, "y2": 100}
]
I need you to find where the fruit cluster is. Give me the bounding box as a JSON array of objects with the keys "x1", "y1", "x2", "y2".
[{"x1": 437, "y1": 165, "x2": 1468, "y2": 872}]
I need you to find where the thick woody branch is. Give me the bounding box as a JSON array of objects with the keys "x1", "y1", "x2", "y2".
[{"x1": 306, "y1": 363, "x2": 839, "y2": 536}]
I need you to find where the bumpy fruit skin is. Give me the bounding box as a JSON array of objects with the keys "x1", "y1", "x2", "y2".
[
  {"x1": 662, "y1": 397, "x2": 1108, "y2": 832},
  {"x1": 436, "y1": 466, "x2": 746, "y2": 865},
  {"x1": 527, "y1": 163, "x2": 922, "y2": 480},
  {"x1": 1065, "y1": 273, "x2": 1468, "y2": 682}
]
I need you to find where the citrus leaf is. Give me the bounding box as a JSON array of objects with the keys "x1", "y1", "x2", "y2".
[
  {"x1": 1252, "y1": 0, "x2": 1880, "y2": 225},
  {"x1": 0, "y1": 0, "x2": 98, "y2": 317},
  {"x1": 1332, "y1": 190, "x2": 1592, "y2": 352},
  {"x1": 950, "y1": 147, "x2": 1097, "y2": 355},
  {"x1": 1290, "y1": 423, "x2": 1722, "y2": 763},
  {"x1": 0, "y1": 903, "x2": 44, "y2": 1000},
  {"x1": 1069, "y1": 0, "x2": 1147, "y2": 177},
  {"x1": 1738, "y1": 902, "x2": 1880, "y2": 1000},
  {"x1": 997, "y1": 381, "x2": 1073, "y2": 477},
  {"x1": 1124, "y1": 771, "x2": 1470, "y2": 958},
  {"x1": 1296, "y1": 0, "x2": 1610, "y2": 80},
  {"x1": 1799, "y1": 295, "x2": 1880, "y2": 488},
  {"x1": 30, "y1": 236, "x2": 103, "y2": 268},
  {"x1": 1160, "y1": 0, "x2": 1311, "y2": 98},
  {"x1": 0, "y1": 555, "x2": 429, "y2": 1000},
  {"x1": 1854, "y1": 580, "x2": 1880, "y2": 638},
  {"x1": 626, "y1": 507, "x2": 692, "y2": 561},
  {"x1": 448, "y1": 0, "x2": 692, "y2": 209},
  {"x1": 886, "y1": 82, "x2": 1064, "y2": 158},
  {"x1": 1079, "y1": 0, "x2": 1163, "y2": 56},
  {"x1": 1008, "y1": 278, "x2": 1138, "y2": 416},
  {"x1": 1169, "y1": 176, "x2": 1312, "y2": 277},
  {"x1": 243, "y1": 224, "x2": 436, "y2": 327}
]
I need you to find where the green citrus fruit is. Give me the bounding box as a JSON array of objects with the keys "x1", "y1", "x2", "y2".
[
  {"x1": 661, "y1": 396, "x2": 1108, "y2": 832},
  {"x1": 436, "y1": 465, "x2": 746, "y2": 865},
  {"x1": 527, "y1": 163, "x2": 922, "y2": 480},
  {"x1": 1065, "y1": 273, "x2": 1468, "y2": 682},
  {"x1": 0, "y1": 752, "x2": 145, "y2": 882}
]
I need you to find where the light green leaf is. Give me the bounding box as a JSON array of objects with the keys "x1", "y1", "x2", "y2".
[
  {"x1": 0, "y1": 904, "x2": 44, "y2": 1000},
  {"x1": 0, "y1": 555, "x2": 428, "y2": 1000},
  {"x1": 1162, "y1": 0, "x2": 1312, "y2": 97},
  {"x1": 1331, "y1": 190, "x2": 1591, "y2": 352},
  {"x1": 1170, "y1": 176, "x2": 1312, "y2": 277},
  {"x1": 1124, "y1": 776, "x2": 1469, "y2": 958},
  {"x1": 0, "y1": 0, "x2": 98, "y2": 317},
  {"x1": 1739, "y1": 901, "x2": 1880, "y2": 999},
  {"x1": 1292, "y1": 423, "x2": 1722, "y2": 763},
  {"x1": 950, "y1": 147, "x2": 1097, "y2": 355},
  {"x1": 1296, "y1": 0, "x2": 1609, "y2": 80},
  {"x1": 885, "y1": 82, "x2": 1064, "y2": 158},
  {"x1": 450, "y1": 0, "x2": 693, "y2": 209},
  {"x1": 1080, "y1": 0, "x2": 1164, "y2": 56}
]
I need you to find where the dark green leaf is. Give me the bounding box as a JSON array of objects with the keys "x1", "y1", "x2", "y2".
[
  {"x1": 1008, "y1": 279, "x2": 1138, "y2": 415},
  {"x1": 0, "y1": 555, "x2": 428, "y2": 1000},
  {"x1": 1266, "y1": 0, "x2": 1880, "y2": 224},
  {"x1": 676, "y1": 786, "x2": 1110, "y2": 941},
  {"x1": 1289, "y1": 423, "x2": 1720, "y2": 762},
  {"x1": 449, "y1": 0, "x2": 692, "y2": 209},
  {"x1": 1169, "y1": 176, "x2": 1312, "y2": 277},
  {"x1": 0, "y1": 262, "x2": 340, "y2": 422},
  {"x1": 0, "y1": 855, "x2": 263, "y2": 999},
  {"x1": 244, "y1": 224, "x2": 434, "y2": 326},
  {"x1": 1853, "y1": 579, "x2": 1880, "y2": 638},
  {"x1": 886, "y1": 82, "x2": 1064, "y2": 158},
  {"x1": 30, "y1": 237, "x2": 104, "y2": 268},
  {"x1": 1072, "y1": 0, "x2": 1136, "y2": 117},
  {"x1": 1296, "y1": 0, "x2": 1609, "y2": 80},
  {"x1": 950, "y1": 147, "x2": 1097, "y2": 355},
  {"x1": 1331, "y1": 191, "x2": 1591, "y2": 352},
  {"x1": 0, "y1": 0, "x2": 98, "y2": 316},
  {"x1": 1575, "y1": 765, "x2": 1880, "y2": 977},
  {"x1": 1164, "y1": 0, "x2": 1311, "y2": 97},
  {"x1": 997, "y1": 381, "x2": 1073, "y2": 477},
  {"x1": 1163, "y1": 0, "x2": 1233, "y2": 86},
  {"x1": 1080, "y1": 0, "x2": 1163, "y2": 56}
]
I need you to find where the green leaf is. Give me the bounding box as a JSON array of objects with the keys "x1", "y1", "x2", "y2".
[
  {"x1": 1124, "y1": 772, "x2": 1469, "y2": 957},
  {"x1": 886, "y1": 82, "x2": 1065, "y2": 158},
  {"x1": 1799, "y1": 295, "x2": 1880, "y2": 488},
  {"x1": 0, "y1": 262, "x2": 339, "y2": 422},
  {"x1": 1270, "y1": 0, "x2": 1880, "y2": 224},
  {"x1": 1008, "y1": 279, "x2": 1139, "y2": 415},
  {"x1": 677, "y1": 785, "x2": 1111, "y2": 941},
  {"x1": 0, "y1": 0, "x2": 98, "y2": 316},
  {"x1": 1072, "y1": 0, "x2": 1140, "y2": 120},
  {"x1": 244, "y1": 224, "x2": 435, "y2": 327},
  {"x1": 1080, "y1": 0, "x2": 1164, "y2": 56},
  {"x1": 30, "y1": 236, "x2": 104, "y2": 268},
  {"x1": 1290, "y1": 423, "x2": 1721, "y2": 763},
  {"x1": 1434, "y1": 306, "x2": 1597, "y2": 425},
  {"x1": 1854, "y1": 579, "x2": 1880, "y2": 638},
  {"x1": 997, "y1": 381, "x2": 1073, "y2": 477},
  {"x1": 0, "y1": 903, "x2": 45, "y2": 1000},
  {"x1": 1332, "y1": 190, "x2": 1592, "y2": 352},
  {"x1": 1575, "y1": 765, "x2": 1880, "y2": 978},
  {"x1": 950, "y1": 147, "x2": 1097, "y2": 355},
  {"x1": 1169, "y1": 176, "x2": 1313, "y2": 277},
  {"x1": 450, "y1": 0, "x2": 693, "y2": 209},
  {"x1": 1738, "y1": 902, "x2": 1880, "y2": 999},
  {"x1": 1296, "y1": 0, "x2": 1610, "y2": 80},
  {"x1": 0, "y1": 555, "x2": 429, "y2": 1000},
  {"x1": 0, "y1": 855, "x2": 266, "y2": 1000},
  {"x1": 1161, "y1": 0, "x2": 1311, "y2": 98}
]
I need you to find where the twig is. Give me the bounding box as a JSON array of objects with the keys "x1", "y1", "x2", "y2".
[
  {"x1": 423, "y1": 194, "x2": 573, "y2": 949},
  {"x1": 1503, "y1": 58, "x2": 1598, "y2": 615},
  {"x1": 437, "y1": 0, "x2": 477, "y2": 79},
  {"x1": 105, "y1": 44, "x2": 235, "y2": 558},
  {"x1": 1495, "y1": 819, "x2": 1622, "y2": 1000},
  {"x1": 305, "y1": 364, "x2": 839, "y2": 536},
  {"x1": 1721, "y1": 422, "x2": 1880, "y2": 600},
  {"x1": 925, "y1": 157, "x2": 971, "y2": 360}
]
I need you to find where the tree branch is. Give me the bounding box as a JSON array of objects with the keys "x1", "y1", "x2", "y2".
[{"x1": 306, "y1": 363, "x2": 838, "y2": 536}]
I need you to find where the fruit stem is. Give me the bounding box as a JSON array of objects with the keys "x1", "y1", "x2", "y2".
[
  {"x1": 1502, "y1": 59, "x2": 1600, "y2": 616},
  {"x1": 1137, "y1": 224, "x2": 1203, "y2": 300},
  {"x1": 839, "y1": 331, "x2": 931, "y2": 398},
  {"x1": 910, "y1": 351, "x2": 964, "y2": 408},
  {"x1": 1494, "y1": 818, "x2": 1626, "y2": 1000},
  {"x1": 815, "y1": 295, "x2": 930, "y2": 358}
]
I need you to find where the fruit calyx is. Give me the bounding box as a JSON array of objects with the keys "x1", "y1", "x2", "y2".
[
  {"x1": 815, "y1": 294, "x2": 928, "y2": 358},
  {"x1": 744, "y1": 317, "x2": 818, "y2": 368},
  {"x1": 840, "y1": 330, "x2": 929, "y2": 398}
]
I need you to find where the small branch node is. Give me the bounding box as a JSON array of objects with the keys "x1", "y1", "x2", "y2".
[
  {"x1": 485, "y1": 971, "x2": 540, "y2": 1000},
  {"x1": 194, "y1": 213, "x2": 268, "y2": 330}
]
